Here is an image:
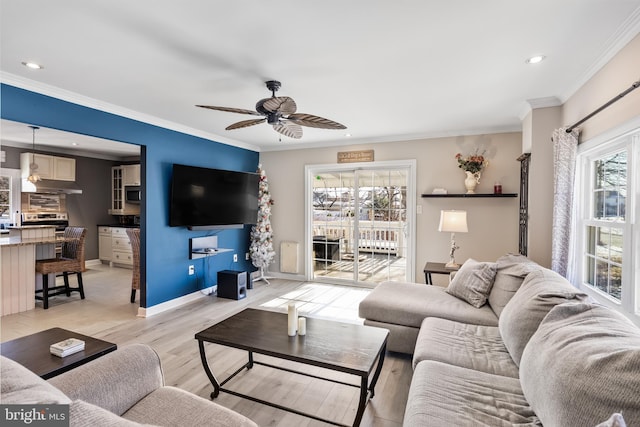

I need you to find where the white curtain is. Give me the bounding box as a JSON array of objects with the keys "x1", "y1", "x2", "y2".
[{"x1": 551, "y1": 127, "x2": 579, "y2": 277}]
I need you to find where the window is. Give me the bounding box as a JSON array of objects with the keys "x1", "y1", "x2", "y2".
[
  {"x1": 585, "y1": 151, "x2": 626, "y2": 300},
  {"x1": 576, "y1": 126, "x2": 638, "y2": 319},
  {"x1": 0, "y1": 175, "x2": 9, "y2": 220},
  {"x1": 0, "y1": 168, "x2": 21, "y2": 225}
]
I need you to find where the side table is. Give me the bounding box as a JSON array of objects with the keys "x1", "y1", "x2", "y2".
[
  {"x1": 423, "y1": 262, "x2": 460, "y2": 285},
  {"x1": 0, "y1": 327, "x2": 117, "y2": 379}
]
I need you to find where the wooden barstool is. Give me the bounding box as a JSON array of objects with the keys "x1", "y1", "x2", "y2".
[
  {"x1": 126, "y1": 228, "x2": 140, "y2": 303},
  {"x1": 35, "y1": 227, "x2": 87, "y2": 309}
]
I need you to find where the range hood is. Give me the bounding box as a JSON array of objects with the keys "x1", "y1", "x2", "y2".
[{"x1": 23, "y1": 179, "x2": 83, "y2": 194}]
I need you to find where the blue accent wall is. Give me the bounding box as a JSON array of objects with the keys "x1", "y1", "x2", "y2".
[{"x1": 1, "y1": 84, "x2": 260, "y2": 308}]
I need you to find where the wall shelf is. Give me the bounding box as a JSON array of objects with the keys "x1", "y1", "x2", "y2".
[
  {"x1": 421, "y1": 193, "x2": 518, "y2": 198},
  {"x1": 191, "y1": 248, "x2": 233, "y2": 260},
  {"x1": 189, "y1": 235, "x2": 233, "y2": 259}
]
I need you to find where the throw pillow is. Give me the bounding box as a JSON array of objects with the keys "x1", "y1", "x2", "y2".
[
  {"x1": 520, "y1": 302, "x2": 640, "y2": 426},
  {"x1": 487, "y1": 253, "x2": 539, "y2": 317},
  {"x1": 498, "y1": 268, "x2": 588, "y2": 366},
  {"x1": 446, "y1": 259, "x2": 497, "y2": 308}
]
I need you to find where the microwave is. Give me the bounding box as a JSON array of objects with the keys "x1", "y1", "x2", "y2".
[{"x1": 125, "y1": 186, "x2": 141, "y2": 204}]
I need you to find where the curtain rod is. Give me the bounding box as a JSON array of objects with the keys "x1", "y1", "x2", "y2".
[{"x1": 566, "y1": 78, "x2": 640, "y2": 133}]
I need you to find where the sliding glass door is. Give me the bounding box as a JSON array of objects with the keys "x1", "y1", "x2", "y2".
[{"x1": 307, "y1": 161, "x2": 414, "y2": 286}]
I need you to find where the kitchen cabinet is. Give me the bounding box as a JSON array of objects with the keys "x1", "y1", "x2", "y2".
[
  {"x1": 108, "y1": 165, "x2": 140, "y2": 215},
  {"x1": 98, "y1": 226, "x2": 112, "y2": 262},
  {"x1": 98, "y1": 226, "x2": 134, "y2": 267},
  {"x1": 20, "y1": 153, "x2": 76, "y2": 181},
  {"x1": 111, "y1": 227, "x2": 133, "y2": 266},
  {"x1": 122, "y1": 164, "x2": 141, "y2": 186},
  {"x1": 53, "y1": 157, "x2": 76, "y2": 181}
]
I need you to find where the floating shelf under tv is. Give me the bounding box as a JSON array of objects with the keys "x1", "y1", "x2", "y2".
[{"x1": 421, "y1": 193, "x2": 518, "y2": 198}]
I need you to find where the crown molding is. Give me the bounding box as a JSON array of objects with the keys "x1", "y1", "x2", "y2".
[
  {"x1": 261, "y1": 125, "x2": 522, "y2": 152},
  {"x1": 517, "y1": 97, "x2": 562, "y2": 121},
  {"x1": 0, "y1": 73, "x2": 262, "y2": 153},
  {"x1": 518, "y1": 7, "x2": 640, "y2": 123},
  {"x1": 559, "y1": 6, "x2": 640, "y2": 103}
]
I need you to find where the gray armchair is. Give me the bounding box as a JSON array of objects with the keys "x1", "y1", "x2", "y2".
[{"x1": 2, "y1": 343, "x2": 256, "y2": 427}]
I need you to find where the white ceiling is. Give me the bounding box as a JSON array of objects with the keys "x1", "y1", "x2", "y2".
[
  {"x1": 0, "y1": 119, "x2": 140, "y2": 159},
  {"x1": 2, "y1": 0, "x2": 640, "y2": 156}
]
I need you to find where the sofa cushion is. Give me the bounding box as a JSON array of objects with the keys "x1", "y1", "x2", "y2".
[
  {"x1": 70, "y1": 400, "x2": 157, "y2": 426},
  {"x1": 445, "y1": 259, "x2": 497, "y2": 308},
  {"x1": 123, "y1": 386, "x2": 258, "y2": 427},
  {"x1": 403, "y1": 360, "x2": 540, "y2": 427},
  {"x1": 520, "y1": 302, "x2": 640, "y2": 427},
  {"x1": 363, "y1": 319, "x2": 420, "y2": 355},
  {"x1": 488, "y1": 253, "x2": 539, "y2": 317},
  {"x1": 413, "y1": 317, "x2": 519, "y2": 378},
  {"x1": 359, "y1": 281, "x2": 498, "y2": 328},
  {"x1": 498, "y1": 267, "x2": 588, "y2": 366},
  {"x1": 0, "y1": 355, "x2": 71, "y2": 405}
]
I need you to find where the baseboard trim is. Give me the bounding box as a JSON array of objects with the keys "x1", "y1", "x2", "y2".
[{"x1": 137, "y1": 286, "x2": 217, "y2": 318}]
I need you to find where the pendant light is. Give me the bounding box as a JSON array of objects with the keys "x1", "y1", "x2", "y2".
[{"x1": 27, "y1": 125, "x2": 41, "y2": 184}]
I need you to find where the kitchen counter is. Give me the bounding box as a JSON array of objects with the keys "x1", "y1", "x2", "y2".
[
  {"x1": 97, "y1": 224, "x2": 140, "y2": 228},
  {"x1": 7, "y1": 225, "x2": 57, "y2": 230},
  {"x1": 0, "y1": 235, "x2": 68, "y2": 248}
]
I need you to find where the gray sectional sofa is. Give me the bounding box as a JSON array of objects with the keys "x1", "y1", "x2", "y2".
[
  {"x1": 359, "y1": 254, "x2": 640, "y2": 426},
  {"x1": 1, "y1": 343, "x2": 257, "y2": 427}
]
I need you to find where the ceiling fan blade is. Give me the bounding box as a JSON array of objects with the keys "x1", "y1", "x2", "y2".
[
  {"x1": 273, "y1": 121, "x2": 303, "y2": 139},
  {"x1": 225, "y1": 118, "x2": 266, "y2": 130},
  {"x1": 261, "y1": 97, "x2": 297, "y2": 115},
  {"x1": 196, "y1": 105, "x2": 262, "y2": 116},
  {"x1": 287, "y1": 113, "x2": 346, "y2": 129}
]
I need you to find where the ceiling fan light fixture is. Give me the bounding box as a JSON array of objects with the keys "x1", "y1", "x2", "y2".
[
  {"x1": 197, "y1": 80, "x2": 346, "y2": 139},
  {"x1": 27, "y1": 125, "x2": 41, "y2": 183}
]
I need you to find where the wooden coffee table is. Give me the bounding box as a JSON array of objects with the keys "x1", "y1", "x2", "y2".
[
  {"x1": 195, "y1": 308, "x2": 388, "y2": 427},
  {"x1": 0, "y1": 327, "x2": 117, "y2": 379}
]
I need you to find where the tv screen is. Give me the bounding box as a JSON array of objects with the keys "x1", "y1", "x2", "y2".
[{"x1": 169, "y1": 164, "x2": 259, "y2": 228}]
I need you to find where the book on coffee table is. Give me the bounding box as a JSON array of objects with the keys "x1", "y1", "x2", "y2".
[{"x1": 50, "y1": 338, "x2": 85, "y2": 357}]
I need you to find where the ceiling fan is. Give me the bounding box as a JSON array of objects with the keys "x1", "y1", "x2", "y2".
[{"x1": 196, "y1": 80, "x2": 346, "y2": 139}]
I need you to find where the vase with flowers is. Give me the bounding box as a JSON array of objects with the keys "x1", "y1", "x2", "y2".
[{"x1": 455, "y1": 151, "x2": 488, "y2": 194}]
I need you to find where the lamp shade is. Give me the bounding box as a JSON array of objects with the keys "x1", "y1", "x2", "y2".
[{"x1": 438, "y1": 210, "x2": 468, "y2": 233}]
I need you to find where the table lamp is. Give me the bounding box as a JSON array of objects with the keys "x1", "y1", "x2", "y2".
[{"x1": 438, "y1": 210, "x2": 468, "y2": 268}]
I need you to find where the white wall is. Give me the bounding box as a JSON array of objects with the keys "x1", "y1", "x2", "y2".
[{"x1": 261, "y1": 132, "x2": 522, "y2": 283}]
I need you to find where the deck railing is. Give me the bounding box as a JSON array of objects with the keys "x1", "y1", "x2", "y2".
[{"x1": 313, "y1": 220, "x2": 405, "y2": 256}]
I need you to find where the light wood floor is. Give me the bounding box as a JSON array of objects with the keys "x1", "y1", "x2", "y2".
[{"x1": 1, "y1": 263, "x2": 412, "y2": 426}]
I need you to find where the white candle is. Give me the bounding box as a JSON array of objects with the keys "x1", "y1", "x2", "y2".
[
  {"x1": 287, "y1": 303, "x2": 297, "y2": 336},
  {"x1": 298, "y1": 317, "x2": 306, "y2": 336}
]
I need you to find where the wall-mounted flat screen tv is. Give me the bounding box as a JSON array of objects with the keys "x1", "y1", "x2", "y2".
[{"x1": 169, "y1": 164, "x2": 259, "y2": 229}]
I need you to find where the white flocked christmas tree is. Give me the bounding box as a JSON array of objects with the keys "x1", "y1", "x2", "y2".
[{"x1": 250, "y1": 164, "x2": 275, "y2": 284}]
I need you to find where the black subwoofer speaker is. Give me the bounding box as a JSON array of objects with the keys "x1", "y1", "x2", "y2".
[{"x1": 217, "y1": 270, "x2": 247, "y2": 300}]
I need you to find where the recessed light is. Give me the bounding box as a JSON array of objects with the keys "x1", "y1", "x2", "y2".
[
  {"x1": 21, "y1": 61, "x2": 44, "y2": 70},
  {"x1": 345, "y1": 133, "x2": 352, "y2": 137},
  {"x1": 525, "y1": 55, "x2": 545, "y2": 64},
  {"x1": 71, "y1": 142, "x2": 79, "y2": 146}
]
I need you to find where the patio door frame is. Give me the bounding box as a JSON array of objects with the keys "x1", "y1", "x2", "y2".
[{"x1": 304, "y1": 159, "x2": 416, "y2": 287}]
